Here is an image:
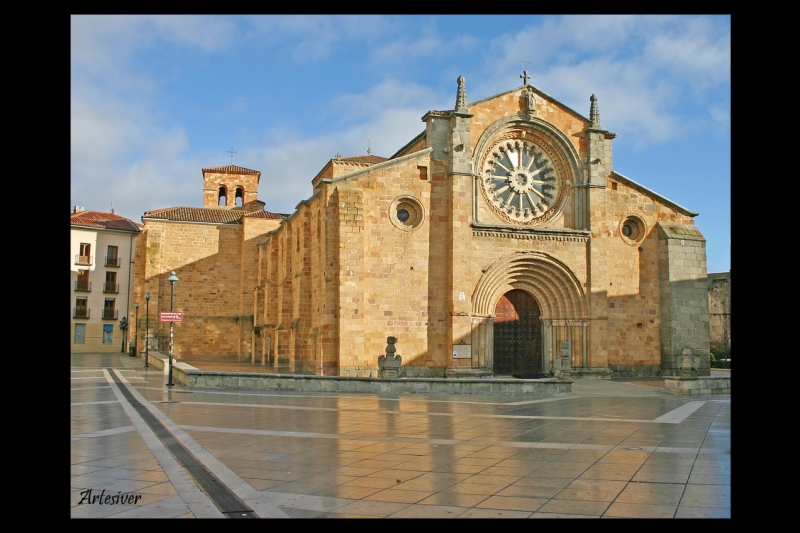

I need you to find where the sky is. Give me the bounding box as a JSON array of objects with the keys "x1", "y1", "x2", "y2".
[{"x1": 71, "y1": 15, "x2": 730, "y2": 273}]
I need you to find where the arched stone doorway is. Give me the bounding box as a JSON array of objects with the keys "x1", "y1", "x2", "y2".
[
  {"x1": 494, "y1": 289, "x2": 542, "y2": 376},
  {"x1": 470, "y1": 252, "x2": 589, "y2": 375}
]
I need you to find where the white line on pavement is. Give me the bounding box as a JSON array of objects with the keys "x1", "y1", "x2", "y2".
[
  {"x1": 651, "y1": 401, "x2": 706, "y2": 424},
  {"x1": 101, "y1": 369, "x2": 224, "y2": 518},
  {"x1": 71, "y1": 426, "x2": 136, "y2": 439},
  {"x1": 111, "y1": 370, "x2": 289, "y2": 518}
]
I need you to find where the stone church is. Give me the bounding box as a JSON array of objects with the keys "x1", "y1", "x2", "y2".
[{"x1": 132, "y1": 76, "x2": 710, "y2": 378}]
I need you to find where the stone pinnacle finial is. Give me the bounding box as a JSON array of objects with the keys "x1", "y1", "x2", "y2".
[
  {"x1": 455, "y1": 75, "x2": 468, "y2": 112},
  {"x1": 590, "y1": 94, "x2": 600, "y2": 128}
]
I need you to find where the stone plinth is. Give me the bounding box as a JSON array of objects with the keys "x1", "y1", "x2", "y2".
[
  {"x1": 172, "y1": 364, "x2": 572, "y2": 397},
  {"x1": 663, "y1": 376, "x2": 731, "y2": 395},
  {"x1": 444, "y1": 367, "x2": 494, "y2": 379},
  {"x1": 378, "y1": 336, "x2": 402, "y2": 378}
]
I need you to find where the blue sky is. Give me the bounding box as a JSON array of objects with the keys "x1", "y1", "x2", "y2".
[{"x1": 71, "y1": 15, "x2": 730, "y2": 273}]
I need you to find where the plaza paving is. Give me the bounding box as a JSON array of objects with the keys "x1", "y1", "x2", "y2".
[{"x1": 71, "y1": 353, "x2": 730, "y2": 518}]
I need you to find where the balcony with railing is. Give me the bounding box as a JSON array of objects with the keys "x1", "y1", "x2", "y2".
[
  {"x1": 105, "y1": 256, "x2": 121, "y2": 267},
  {"x1": 102, "y1": 308, "x2": 118, "y2": 320},
  {"x1": 103, "y1": 282, "x2": 120, "y2": 293},
  {"x1": 75, "y1": 254, "x2": 93, "y2": 266},
  {"x1": 73, "y1": 307, "x2": 90, "y2": 319},
  {"x1": 74, "y1": 281, "x2": 92, "y2": 292}
]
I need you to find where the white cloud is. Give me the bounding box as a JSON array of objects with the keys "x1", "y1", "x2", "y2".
[
  {"x1": 254, "y1": 106, "x2": 427, "y2": 215},
  {"x1": 371, "y1": 35, "x2": 443, "y2": 66},
  {"x1": 708, "y1": 103, "x2": 731, "y2": 134},
  {"x1": 150, "y1": 15, "x2": 237, "y2": 52},
  {"x1": 328, "y1": 79, "x2": 438, "y2": 124},
  {"x1": 540, "y1": 60, "x2": 682, "y2": 146},
  {"x1": 476, "y1": 15, "x2": 729, "y2": 147},
  {"x1": 69, "y1": 14, "x2": 730, "y2": 226},
  {"x1": 245, "y1": 15, "x2": 390, "y2": 63},
  {"x1": 71, "y1": 16, "x2": 236, "y2": 81},
  {"x1": 643, "y1": 16, "x2": 731, "y2": 90},
  {"x1": 71, "y1": 79, "x2": 193, "y2": 219}
]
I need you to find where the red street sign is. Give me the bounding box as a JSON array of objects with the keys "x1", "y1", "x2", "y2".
[{"x1": 159, "y1": 312, "x2": 183, "y2": 322}]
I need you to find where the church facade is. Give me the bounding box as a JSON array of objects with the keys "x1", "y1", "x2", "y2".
[{"x1": 133, "y1": 77, "x2": 711, "y2": 378}]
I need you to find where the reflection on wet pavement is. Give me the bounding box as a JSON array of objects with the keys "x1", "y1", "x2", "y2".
[{"x1": 72, "y1": 353, "x2": 730, "y2": 518}]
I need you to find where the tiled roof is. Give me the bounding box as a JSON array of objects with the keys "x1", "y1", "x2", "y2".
[
  {"x1": 202, "y1": 165, "x2": 260, "y2": 175},
  {"x1": 70, "y1": 210, "x2": 140, "y2": 232},
  {"x1": 142, "y1": 206, "x2": 287, "y2": 224},
  {"x1": 243, "y1": 210, "x2": 289, "y2": 220},
  {"x1": 335, "y1": 155, "x2": 388, "y2": 165}
]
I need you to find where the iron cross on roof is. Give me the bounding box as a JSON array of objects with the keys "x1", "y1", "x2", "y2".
[
  {"x1": 520, "y1": 70, "x2": 530, "y2": 85},
  {"x1": 227, "y1": 147, "x2": 237, "y2": 164}
]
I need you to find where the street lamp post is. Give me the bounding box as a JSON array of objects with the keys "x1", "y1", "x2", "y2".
[
  {"x1": 119, "y1": 316, "x2": 128, "y2": 353},
  {"x1": 144, "y1": 292, "x2": 150, "y2": 368},
  {"x1": 167, "y1": 271, "x2": 179, "y2": 387},
  {"x1": 132, "y1": 303, "x2": 139, "y2": 357}
]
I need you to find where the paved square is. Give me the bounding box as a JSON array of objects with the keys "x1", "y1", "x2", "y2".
[{"x1": 71, "y1": 354, "x2": 730, "y2": 518}]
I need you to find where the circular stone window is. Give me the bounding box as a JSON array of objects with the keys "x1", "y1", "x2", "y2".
[
  {"x1": 478, "y1": 133, "x2": 569, "y2": 226},
  {"x1": 619, "y1": 215, "x2": 646, "y2": 245},
  {"x1": 389, "y1": 196, "x2": 425, "y2": 232}
]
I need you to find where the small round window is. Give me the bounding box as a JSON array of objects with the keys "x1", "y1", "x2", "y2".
[
  {"x1": 389, "y1": 196, "x2": 425, "y2": 232},
  {"x1": 622, "y1": 223, "x2": 634, "y2": 237},
  {"x1": 619, "y1": 215, "x2": 646, "y2": 245}
]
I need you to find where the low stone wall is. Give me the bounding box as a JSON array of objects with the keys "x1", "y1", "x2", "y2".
[
  {"x1": 171, "y1": 365, "x2": 572, "y2": 397},
  {"x1": 609, "y1": 364, "x2": 662, "y2": 377},
  {"x1": 140, "y1": 350, "x2": 170, "y2": 372},
  {"x1": 663, "y1": 376, "x2": 730, "y2": 395},
  {"x1": 338, "y1": 365, "x2": 447, "y2": 378},
  {"x1": 338, "y1": 365, "x2": 379, "y2": 377},
  {"x1": 566, "y1": 367, "x2": 612, "y2": 379}
]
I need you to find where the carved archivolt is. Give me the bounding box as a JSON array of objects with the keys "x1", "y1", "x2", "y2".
[{"x1": 472, "y1": 252, "x2": 587, "y2": 319}]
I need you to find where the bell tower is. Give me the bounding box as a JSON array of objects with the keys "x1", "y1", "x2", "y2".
[{"x1": 202, "y1": 165, "x2": 261, "y2": 209}]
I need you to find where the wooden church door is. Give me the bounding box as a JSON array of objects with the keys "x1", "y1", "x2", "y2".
[{"x1": 493, "y1": 289, "x2": 542, "y2": 376}]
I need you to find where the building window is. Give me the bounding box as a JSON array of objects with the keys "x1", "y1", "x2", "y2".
[
  {"x1": 77, "y1": 243, "x2": 92, "y2": 265},
  {"x1": 106, "y1": 245, "x2": 119, "y2": 267},
  {"x1": 74, "y1": 298, "x2": 88, "y2": 318},
  {"x1": 75, "y1": 270, "x2": 90, "y2": 292},
  {"x1": 235, "y1": 187, "x2": 244, "y2": 207},
  {"x1": 218, "y1": 186, "x2": 227, "y2": 206},
  {"x1": 74, "y1": 324, "x2": 85, "y2": 344},
  {"x1": 619, "y1": 215, "x2": 647, "y2": 245},
  {"x1": 104, "y1": 271, "x2": 118, "y2": 293},
  {"x1": 103, "y1": 298, "x2": 116, "y2": 320},
  {"x1": 103, "y1": 324, "x2": 113, "y2": 344},
  {"x1": 389, "y1": 196, "x2": 425, "y2": 232}
]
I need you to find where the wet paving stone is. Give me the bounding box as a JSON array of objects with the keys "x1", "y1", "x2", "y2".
[{"x1": 70, "y1": 353, "x2": 731, "y2": 518}]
